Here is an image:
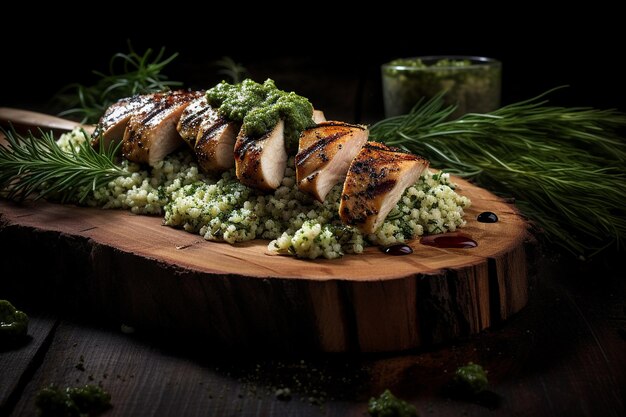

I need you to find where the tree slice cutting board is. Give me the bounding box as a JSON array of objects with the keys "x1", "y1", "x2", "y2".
[
  {"x1": 0, "y1": 107, "x2": 530, "y2": 352},
  {"x1": 0, "y1": 176, "x2": 530, "y2": 353}
]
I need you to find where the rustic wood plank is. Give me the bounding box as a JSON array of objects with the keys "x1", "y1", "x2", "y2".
[
  {"x1": 0, "y1": 315, "x2": 57, "y2": 414},
  {"x1": 8, "y1": 321, "x2": 364, "y2": 417},
  {"x1": 351, "y1": 277, "x2": 419, "y2": 351},
  {"x1": 0, "y1": 108, "x2": 94, "y2": 136},
  {"x1": 0, "y1": 175, "x2": 530, "y2": 352},
  {"x1": 308, "y1": 282, "x2": 350, "y2": 352}
]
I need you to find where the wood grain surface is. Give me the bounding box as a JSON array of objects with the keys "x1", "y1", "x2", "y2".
[
  {"x1": 2, "y1": 257, "x2": 624, "y2": 417},
  {"x1": 0, "y1": 316, "x2": 57, "y2": 412},
  {"x1": 0, "y1": 107, "x2": 94, "y2": 136},
  {"x1": 0, "y1": 175, "x2": 530, "y2": 353}
]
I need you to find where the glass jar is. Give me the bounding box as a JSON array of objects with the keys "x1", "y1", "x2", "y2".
[{"x1": 381, "y1": 56, "x2": 502, "y2": 118}]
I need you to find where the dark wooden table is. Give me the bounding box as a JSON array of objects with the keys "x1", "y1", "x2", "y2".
[{"x1": 2, "y1": 248, "x2": 624, "y2": 417}]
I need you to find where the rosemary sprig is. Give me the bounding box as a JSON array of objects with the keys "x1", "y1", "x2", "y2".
[
  {"x1": 56, "y1": 43, "x2": 182, "y2": 124},
  {"x1": 213, "y1": 56, "x2": 248, "y2": 84},
  {"x1": 370, "y1": 89, "x2": 626, "y2": 258},
  {"x1": 0, "y1": 128, "x2": 129, "y2": 203}
]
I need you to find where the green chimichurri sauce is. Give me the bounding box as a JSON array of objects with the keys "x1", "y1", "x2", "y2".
[
  {"x1": 368, "y1": 389, "x2": 418, "y2": 417},
  {"x1": 35, "y1": 384, "x2": 111, "y2": 417},
  {"x1": 206, "y1": 78, "x2": 314, "y2": 150},
  {"x1": 453, "y1": 362, "x2": 489, "y2": 394},
  {"x1": 387, "y1": 58, "x2": 473, "y2": 69},
  {"x1": 0, "y1": 299, "x2": 29, "y2": 343},
  {"x1": 382, "y1": 56, "x2": 501, "y2": 118}
]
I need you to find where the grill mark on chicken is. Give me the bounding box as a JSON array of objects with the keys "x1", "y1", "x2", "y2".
[
  {"x1": 177, "y1": 99, "x2": 239, "y2": 175},
  {"x1": 125, "y1": 91, "x2": 197, "y2": 144},
  {"x1": 179, "y1": 107, "x2": 209, "y2": 133},
  {"x1": 91, "y1": 93, "x2": 157, "y2": 148},
  {"x1": 177, "y1": 98, "x2": 211, "y2": 147},
  {"x1": 296, "y1": 121, "x2": 369, "y2": 202},
  {"x1": 194, "y1": 120, "x2": 238, "y2": 174},
  {"x1": 234, "y1": 133, "x2": 259, "y2": 160},
  {"x1": 180, "y1": 104, "x2": 209, "y2": 127},
  {"x1": 198, "y1": 118, "x2": 228, "y2": 141},
  {"x1": 295, "y1": 132, "x2": 347, "y2": 165},
  {"x1": 306, "y1": 172, "x2": 319, "y2": 182},
  {"x1": 122, "y1": 90, "x2": 202, "y2": 165},
  {"x1": 234, "y1": 121, "x2": 287, "y2": 191},
  {"x1": 339, "y1": 141, "x2": 429, "y2": 233},
  {"x1": 365, "y1": 178, "x2": 397, "y2": 198},
  {"x1": 137, "y1": 103, "x2": 168, "y2": 125}
]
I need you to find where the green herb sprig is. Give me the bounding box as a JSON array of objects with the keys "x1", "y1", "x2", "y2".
[
  {"x1": 370, "y1": 89, "x2": 626, "y2": 258},
  {"x1": 213, "y1": 56, "x2": 248, "y2": 84},
  {"x1": 57, "y1": 43, "x2": 182, "y2": 124},
  {"x1": 0, "y1": 128, "x2": 129, "y2": 203}
]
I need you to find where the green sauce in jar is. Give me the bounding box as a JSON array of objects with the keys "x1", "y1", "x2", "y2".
[{"x1": 382, "y1": 56, "x2": 501, "y2": 118}]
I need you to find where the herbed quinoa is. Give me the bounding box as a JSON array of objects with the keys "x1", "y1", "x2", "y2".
[{"x1": 58, "y1": 128, "x2": 471, "y2": 260}]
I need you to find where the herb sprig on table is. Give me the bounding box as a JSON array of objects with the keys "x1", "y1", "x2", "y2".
[
  {"x1": 56, "y1": 44, "x2": 182, "y2": 124},
  {"x1": 371, "y1": 90, "x2": 626, "y2": 258}
]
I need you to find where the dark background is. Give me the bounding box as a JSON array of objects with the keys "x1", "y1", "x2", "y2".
[{"x1": 2, "y1": 10, "x2": 624, "y2": 122}]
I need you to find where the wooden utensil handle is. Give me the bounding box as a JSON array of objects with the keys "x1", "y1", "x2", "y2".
[{"x1": 0, "y1": 107, "x2": 95, "y2": 135}]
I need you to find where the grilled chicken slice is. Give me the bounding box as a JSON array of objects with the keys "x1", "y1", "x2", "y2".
[
  {"x1": 122, "y1": 90, "x2": 202, "y2": 166},
  {"x1": 176, "y1": 96, "x2": 211, "y2": 148},
  {"x1": 339, "y1": 142, "x2": 429, "y2": 234},
  {"x1": 234, "y1": 120, "x2": 287, "y2": 191},
  {"x1": 195, "y1": 115, "x2": 239, "y2": 174},
  {"x1": 312, "y1": 110, "x2": 326, "y2": 123},
  {"x1": 176, "y1": 96, "x2": 239, "y2": 174},
  {"x1": 295, "y1": 121, "x2": 368, "y2": 202},
  {"x1": 91, "y1": 93, "x2": 156, "y2": 148}
]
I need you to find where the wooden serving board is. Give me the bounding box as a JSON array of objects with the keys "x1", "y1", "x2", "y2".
[{"x1": 0, "y1": 176, "x2": 530, "y2": 353}]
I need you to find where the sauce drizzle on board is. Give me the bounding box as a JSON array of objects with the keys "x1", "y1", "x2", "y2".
[
  {"x1": 421, "y1": 233, "x2": 478, "y2": 249},
  {"x1": 382, "y1": 244, "x2": 413, "y2": 255},
  {"x1": 477, "y1": 211, "x2": 499, "y2": 223}
]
